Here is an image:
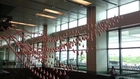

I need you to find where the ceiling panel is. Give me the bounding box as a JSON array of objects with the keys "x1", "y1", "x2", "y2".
[
  {"x1": 0, "y1": 0, "x2": 87, "y2": 28},
  {"x1": 1, "y1": 0, "x2": 136, "y2": 31},
  {"x1": 0, "y1": 3, "x2": 15, "y2": 15}
]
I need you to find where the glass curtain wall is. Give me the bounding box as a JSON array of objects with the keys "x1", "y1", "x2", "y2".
[
  {"x1": 55, "y1": 35, "x2": 87, "y2": 70},
  {"x1": 107, "y1": 0, "x2": 140, "y2": 74},
  {"x1": 108, "y1": 27, "x2": 140, "y2": 74},
  {"x1": 107, "y1": 1, "x2": 139, "y2": 18},
  {"x1": 55, "y1": 17, "x2": 87, "y2": 32}
]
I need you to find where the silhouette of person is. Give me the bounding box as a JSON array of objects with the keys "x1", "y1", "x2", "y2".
[{"x1": 110, "y1": 66, "x2": 118, "y2": 79}]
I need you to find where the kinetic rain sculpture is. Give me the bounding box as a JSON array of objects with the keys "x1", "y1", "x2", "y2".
[{"x1": 0, "y1": 15, "x2": 123, "y2": 79}]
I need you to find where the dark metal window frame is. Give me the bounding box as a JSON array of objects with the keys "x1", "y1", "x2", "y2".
[{"x1": 107, "y1": 25, "x2": 140, "y2": 74}]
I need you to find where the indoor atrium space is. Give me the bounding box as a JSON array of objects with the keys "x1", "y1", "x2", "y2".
[{"x1": 0, "y1": 0, "x2": 140, "y2": 79}]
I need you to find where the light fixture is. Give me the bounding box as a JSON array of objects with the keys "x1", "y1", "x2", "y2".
[
  {"x1": 10, "y1": 21, "x2": 36, "y2": 26},
  {"x1": 43, "y1": 8, "x2": 64, "y2": 15},
  {"x1": 36, "y1": 13, "x2": 56, "y2": 19},
  {"x1": 71, "y1": 0, "x2": 91, "y2": 6}
]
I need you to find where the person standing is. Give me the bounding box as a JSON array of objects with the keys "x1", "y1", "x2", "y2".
[{"x1": 110, "y1": 66, "x2": 118, "y2": 79}]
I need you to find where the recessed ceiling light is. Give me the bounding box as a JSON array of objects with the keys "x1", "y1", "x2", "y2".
[
  {"x1": 71, "y1": 0, "x2": 91, "y2": 6},
  {"x1": 10, "y1": 21, "x2": 36, "y2": 26},
  {"x1": 36, "y1": 13, "x2": 57, "y2": 19},
  {"x1": 43, "y1": 8, "x2": 64, "y2": 15}
]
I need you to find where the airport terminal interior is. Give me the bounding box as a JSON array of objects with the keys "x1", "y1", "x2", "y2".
[{"x1": 0, "y1": 0, "x2": 140, "y2": 79}]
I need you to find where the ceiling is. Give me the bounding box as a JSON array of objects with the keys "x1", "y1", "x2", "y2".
[{"x1": 0, "y1": 0, "x2": 137, "y2": 31}]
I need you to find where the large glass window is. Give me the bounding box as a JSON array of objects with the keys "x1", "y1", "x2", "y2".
[
  {"x1": 120, "y1": 1, "x2": 139, "y2": 15},
  {"x1": 39, "y1": 30, "x2": 43, "y2": 36},
  {"x1": 60, "y1": 51, "x2": 67, "y2": 65},
  {"x1": 61, "y1": 23, "x2": 68, "y2": 31},
  {"x1": 78, "y1": 36, "x2": 87, "y2": 50},
  {"x1": 55, "y1": 52, "x2": 60, "y2": 66},
  {"x1": 61, "y1": 39, "x2": 67, "y2": 51},
  {"x1": 121, "y1": 27, "x2": 140, "y2": 47},
  {"x1": 108, "y1": 31, "x2": 119, "y2": 48},
  {"x1": 57, "y1": 40, "x2": 60, "y2": 47},
  {"x1": 69, "y1": 37, "x2": 77, "y2": 50},
  {"x1": 78, "y1": 51, "x2": 86, "y2": 66},
  {"x1": 56, "y1": 52, "x2": 59, "y2": 60},
  {"x1": 69, "y1": 20, "x2": 77, "y2": 29},
  {"x1": 107, "y1": 7, "x2": 118, "y2": 18},
  {"x1": 56, "y1": 26, "x2": 60, "y2": 32},
  {"x1": 122, "y1": 49, "x2": 140, "y2": 70},
  {"x1": 108, "y1": 26, "x2": 140, "y2": 74},
  {"x1": 69, "y1": 51, "x2": 77, "y2": 65},
  {"x1": 55, "y1": 35, "x2": 87, "y2": 70},
  {"x1": 78, "y1": 17, "x2": 87, "y2": 26},
  {"x1": 108, "y1": 49, "x2": 120, "y2": 69},
  {"x1": 38, "y1": 43, "x2": 42, "y2": 51}
]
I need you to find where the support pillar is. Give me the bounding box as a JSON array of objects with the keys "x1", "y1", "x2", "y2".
[
  {"x1": 87, "y1": 6, "x2": 96, "y2": 73},
  {"x1": 42, "y1": 24, "x2": 47, "y2": 68},
  {"x1": 87, "y1": 6, "x2": 108, "y2": 73},
  {"x1": 96, "y1": 6, "x2": 107, "y2": 73}
]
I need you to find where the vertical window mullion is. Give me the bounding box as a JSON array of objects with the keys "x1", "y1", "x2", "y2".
[
  {"x1": 77, "y1": 36, "x2": 79, "y2": 68},
  {"x1": 59, "y1": 40, "x2": 61, "y2": 67},
  {"x1": 54, "y1": 42, "x2": 56, "y2": 66},
  {"x1": 106, "y1": 31, "x2": 109, "y2": 73},
  {"x1": 77, "y1": 12, "x2": 79, "y2": 26},
  {"x1": 118, "y1": 29, "x2": 122, "y2": 74},
  {"x1": 67, "y1": 37, "x2": 69, "y2": 65},
  {"x1": 68, "y1": 12, "x2": 70, "y2": 29}
]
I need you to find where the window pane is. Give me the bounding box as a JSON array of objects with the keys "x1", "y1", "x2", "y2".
[
  {"x1": 61, "y1": 51, "x2": 67, "y2": 65},
  {"x1": 120, "y1": 1, "x2": 139, "y2": 15},
  {"x1": 122, "y1": 49, "x2": 140, "y2": 70},
  {"x1": 107, "y1": 7, "x2": 118, "y2": 18},
  {"x1": 69, "y1": 51, "x2": 77, "y2": 65},
  {"x1": 78, "y1": 17, "x2": 87, "y2": 26},
  {"x1": 39, "y1": 30, "x2": 43, "y2": 36},
  {"x1": 61, "y1": 23, "x2": 68, "y2": 30},
  {"x1": 55, "y1": 52, "x2": 60, "y2": 66},
  {"x1": 121, "y1": 27, "x2": 140, "y2": 47},
  {"x1": 78, "y1": 36, "x2": 87, "y2": 50},
  {"x1": 78, "y1": 51, "x2": 86, "y2": 66},
  {"x1": 56, "y1": 52, "x2": 59, "y2": 60},
  {"x1": 56, "y1": 40, "x2": 60, "y2": 47},
  {"x1": 108, "y1": 49, "x2": 119, "y2": 69},
  {"x1": 38, "y1": 43, "x2": 42, "y2": 51},
  {"x1": 34, "y1": 43, "x2": 38, "y2": 51},
  {"x1": 56, "y1": 26, "x2": 60, "y2": 32},
  {"x1": 108, "y1": 31, "x2": 119, "y2": 48},
  {"x1": 61, "y1": 39, "x2": 67, "y2": 51},
  {"x1": 69, "y1": 20, "x2": 77, "y2": 29},
  {"x1": 69, "y1": 37, "x2": 77, "y2": 50}
]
